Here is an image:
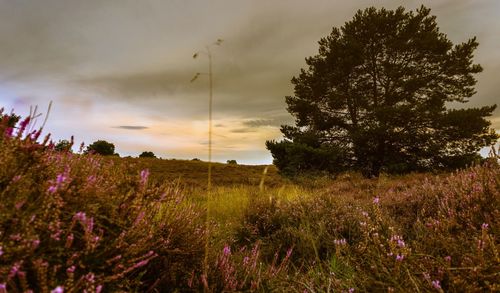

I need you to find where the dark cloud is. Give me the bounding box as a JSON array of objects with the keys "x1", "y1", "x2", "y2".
[
  {"x1": 243, "y1": 116, "x2": 292, "y2": 128},
  {"x1": 230, "y1": 128, "x2": 257, "y2": 134},
  {"x1": 113, "y1": 126, "x2": 149, "y2": 130},
  {"x1": 0, "y1": 0, "x2": 498, "y2": 164}
]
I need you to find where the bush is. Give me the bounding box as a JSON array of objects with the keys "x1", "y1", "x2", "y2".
[
  {"x1": 139, "y1": 151, "x2": 156, "y2": 158},
  {"x1": 226, "y1": 160, "x2": 237, "y2": 165},
  {"x1": 54, "y1": 139, "x2": 73, "y2": 152},
  {"x1": 85, "y1": 140, "x2": 115, "y2": 156},
  {"x1": 0, "y1": 111, "x2": 206, "y2": 291},
  {"x1": 235, "y1": 163, "x2": 500, "y2": 291}
]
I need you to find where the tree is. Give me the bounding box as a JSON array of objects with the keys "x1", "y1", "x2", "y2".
[
  {"x1": 227, "y1": 159, "x2": 238, "y2": 165},
  {"x1": 85, "y1": 140, "x2": 116, "y2": 156},
  {"x1": 267, "y1": 6, "x2": 498, "y2": 177},
  {"x1": 139, "y1": 151, "x2": 156, "y2": 158},
  {"x1": 54, "y1": 139, "x2": 73, "y2": 152}
]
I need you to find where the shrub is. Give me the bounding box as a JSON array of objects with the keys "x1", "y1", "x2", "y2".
[
  {"x1": 85, "y1": 140, "x2": 115, "y2": 156},
  {"x1": 54, "y1": 139, "x2": 73, "y2": 152},
  {"x1": 0, "y1": 111, "x2": 206, "y2": 291},
  {"x1": 235, "y1": 163, "x2": 500, "y2": 291},
  {"x1": 139, "y1": 151, "x2": 156, "y2": 158},
  {"x1": 226, "y1": 160, "x2": 237, "y2": 165}
]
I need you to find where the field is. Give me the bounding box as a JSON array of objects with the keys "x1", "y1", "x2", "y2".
[{"x1": 1, "y1": 116, "x2": 499, "y2": 292}]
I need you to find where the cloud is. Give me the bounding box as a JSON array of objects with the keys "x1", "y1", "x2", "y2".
[
  {"x1": 113, "y1": 125, "x2": 149, "y2": 130},
  {"x1": 0, "y1": 0, "x2": 498, "y2": 164},
  {"x1": 230, "y1": 128, "x2": 256, "y2": 133}
]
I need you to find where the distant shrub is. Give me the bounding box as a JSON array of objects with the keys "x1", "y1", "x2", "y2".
[
  {"x1": 85, "y1": 140, "x2": 115, "y2": 156},
  {"x1": 192, "y1": 158, "x2": 201, "y2": 161},
  {"x1": 0, "y1": 111, "x2": 206, "y2": 291},
  {"x1": 54, "y1": 138, "x2": 73, "y2": 152},
  {"x1": 226, "y1": 160, "x2": 237, "y2": 165},
  {"x1": 139, "y1": 151, "x2": 156, "y2": 158}
]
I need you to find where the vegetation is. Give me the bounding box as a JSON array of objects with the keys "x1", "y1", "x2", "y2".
[
  {"x1": 138, "y1": 151, "x2": 156, "y2": 158},
  {"x1": 226, "y1": 159, "x2": 237, "y2": 165},
  {"x1": 1, "y1": 110, "x2": 499, "y2": 292},
  {"x1": 267, "y1": 6, "x2": 497, "y2": 177},
  {"x1": 85, "y1": 140, "x2": 116, "y2": 156},
  {"x1": 54, "y1": 139, "x2": 73, "y2": 152}
]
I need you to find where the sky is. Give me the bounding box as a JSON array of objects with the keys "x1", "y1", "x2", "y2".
[{"x1": 0, "y1": 0, "x2": 499, "y2": 164}]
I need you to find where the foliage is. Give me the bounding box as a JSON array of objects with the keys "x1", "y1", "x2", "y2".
[
  {"x1": 0, "y1": 111, "x2": 206, "y2": 291},
  {"x1": 138, "y1": 151, "x2": 156, "y2": 158},
  {"x1": 54, "y1": 139, "x2": 73, "y2": 152},
  {"x1": 267, "y1": 6, "x2": 498, "y2": 177},
  {"x1": 235, "y1": 160, "x2": 500, "y2": 291},
  {"x1": 1, "y1": 108, "x2": 499, "y2": 292},
  {"x1": 226, "y1": 160, "x2": 237, "y2": 165},
  {"x1": 85, "y1": 140, "x2": 116, "y2": 156}
]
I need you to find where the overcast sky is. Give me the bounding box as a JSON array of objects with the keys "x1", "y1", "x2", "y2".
[{"x1": 1, "y1": 0, "x2": 498, "y2": 164}]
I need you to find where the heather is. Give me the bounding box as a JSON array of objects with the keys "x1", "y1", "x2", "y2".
[{"x1": 1, "y1": 111, "x2": 499, "y2": 292}]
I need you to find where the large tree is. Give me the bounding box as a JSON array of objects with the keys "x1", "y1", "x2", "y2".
[
  {"x1": 85, "y1": 140, "x2": 116, "y2": 156},
  {"x1": 267, "y1": 6, "x2": 497, "y2": 177}
]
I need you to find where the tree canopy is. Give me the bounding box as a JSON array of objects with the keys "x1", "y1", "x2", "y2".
[
  {"x1": 267, "y1": 6, "x2": 498, "y2": 177},
  {"x1": 85, "y1": 140, "x2": 116, "y2": 156},
  {"x1": 139, "y1": 151, "x2": 156, "y2": 158}
]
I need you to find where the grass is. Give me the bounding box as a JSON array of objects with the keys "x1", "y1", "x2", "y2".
[{"x1": 1, "y1": 110, "x2": 499, "y2": 292}]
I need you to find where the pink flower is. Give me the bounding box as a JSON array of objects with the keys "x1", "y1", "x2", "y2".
[
  {"x1": 431, "y1": 280, "x2": 441, "y2": 290},
  {"x1": 73, "y1": 212, "x2": 86, "y2": 222},
  {"x1": 373, "y1": 197, "x2": 380, "y2": 204},
  {"x1": 56, "y1": 174, "x2": 67, "y2": 185},
  {"x1": 51, "y1": 286, "x2": 64, "y2": 293},
  {"x1": 481, "y1": 223, "x2": 489, "y2": 230},
  {"x1": 140, "y1": 169, "x2": 150, "y2": 185},
  {"x1": 396, "y1": 254, "x2": 404, "y2": 261},
  {"x1": 66, "y1": 266, "x2": 76, "y2": 274},
  {"x1": 32, "y1": 239, "x2": 40, "y2": 249},
  {"x1": 5, "y1": 127, "x2": 13, "y2": 137},
  {"x1": 48, "y1": 185, "x2": 57, "y2": 194},
  {"x1": 0, "y1": 283, "x2": 6, "y2": 293},
  {"x1": 444, "y1": 256, "x2": 451, "y2": 262},
  {"x1": 223, "y1": 245, "x2": 231, "y2": 256}
]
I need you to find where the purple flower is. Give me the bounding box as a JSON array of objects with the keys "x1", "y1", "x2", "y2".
[
  {"x1": 444, "y1": 256, "x2": 451, "y2": 262},
  {"x1": 396, "y1": 254, "x2": 404, "y2": 261},
  {"x1": 223, "y1": 245, "x2": 231, "y2": 256},
  {"x1": 373, "y1": 197, "x2": 380, "y2": 204},
  {"x1": 0, "y1": 283, "x2": 6, "y2": 293},
  {"x1": 51, "y1": 286, "x2": 64, "y2": 293},
  {"x1": 140, "y1": 169, "x2": 150, "y2": 185},
  {"x1": 73, "y1": 212, "x2": 86, "y2": 222},
  {"x1": 5, "y1": 127, "x2": 13, "y2": 137},
  {"x1": 56, "y1": 174, "x2": 67, "y2": 185},
  {"x1": 48, "y1": 185, "x2": 57, "y2": 194},
  {"x1": 431, "y1": 280, "x2": 441, "y2": 290},
  {"x1": 66, "y1": 266, "x2": 76, "y2": 274},
  {"x1": 133, "y1": 259, "x2": 149, "y2": 269},
  {"x1": 481, "y1": 223, "x2": 489, "y2": 230},
  {"x1": 32, "y1": 239, "x2": 40, "y2": 249}
]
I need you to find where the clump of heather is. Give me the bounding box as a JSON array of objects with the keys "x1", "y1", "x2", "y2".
[
  {"x1": 0, "y1": 110, "x2": 205, "y2": 292},
  {"x1": 204, "y1": 242, "x2": 293, "y2": 292},
  {"x1": 236, "y1": 161, "x2": 499, "y2": 291}
]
